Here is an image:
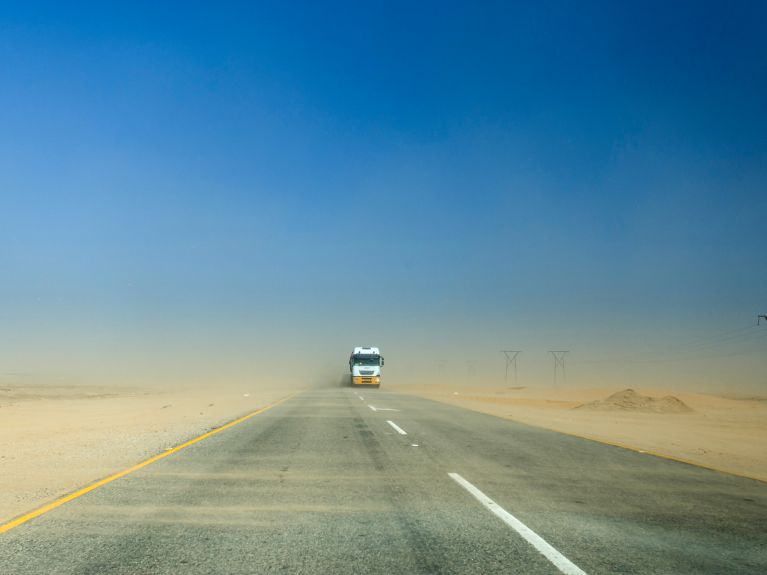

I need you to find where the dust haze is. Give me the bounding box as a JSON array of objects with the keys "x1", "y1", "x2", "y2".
[{"x1": 2, "y1": 271, "x2": 766, "y2": 525}]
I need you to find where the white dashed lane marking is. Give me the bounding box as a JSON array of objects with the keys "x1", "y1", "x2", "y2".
[
  {"x1": 386, "y1": 420, "x2": 408, "y2": 435},
  {"x1": 448, "y1": 473, "x2": 587, "y2": 575}
]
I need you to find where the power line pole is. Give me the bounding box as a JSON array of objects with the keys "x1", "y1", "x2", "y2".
[
  {"x1": 501, "y1": 351, "x2": 521, "y2": 385},
  {"x1": 548, "y1": 351, "x2": 569, "y2": 384},
  {"x1": 466, "y1": 360, "x2": 478, "y2": 377}
]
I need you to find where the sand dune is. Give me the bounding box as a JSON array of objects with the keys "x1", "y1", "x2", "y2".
[
  {"x1": 0, "y1": 384, "x2": 297, "y2": 524},
  {"x1": 389, "y1": 383, "x2": 767, "y2": 482},
  {"x1": 575, "y1": 388, "x2": 693, "y2": 413}
]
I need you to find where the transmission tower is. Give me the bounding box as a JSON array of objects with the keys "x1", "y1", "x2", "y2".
[
  {"x1": 466, "y1": 360, "x2": 478, "y2": 377},
  {"x1": 548, "y1": 351, "x2": 569, "y2": 384},
  {"x1": 501, "y1": 351, "x2": 521, "y2": 385},
  {"x1": 758, "y1": 315, "x2": 767, "y2": 325}
]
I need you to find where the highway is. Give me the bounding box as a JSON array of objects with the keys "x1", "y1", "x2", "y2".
[{"x1": 1, "y1": 388, "x2": 766, "y2": 574}]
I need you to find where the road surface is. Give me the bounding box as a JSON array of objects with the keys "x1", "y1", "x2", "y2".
[{"x1": 1, "y1": 388, "x2": 766, "y2": 574}]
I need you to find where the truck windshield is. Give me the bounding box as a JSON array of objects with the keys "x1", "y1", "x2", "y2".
[{"x1": 352, "y1": 355, "x2": 380, "y2": 366}]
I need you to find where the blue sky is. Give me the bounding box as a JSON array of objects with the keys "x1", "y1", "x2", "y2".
[{"x1": 1, "y1": 1, "x2": 766, "y2": 387}]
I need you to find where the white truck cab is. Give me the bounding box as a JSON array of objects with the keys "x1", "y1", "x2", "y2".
[{"x1": 349, "y1": 346, "x2": 384, "y2": 388}]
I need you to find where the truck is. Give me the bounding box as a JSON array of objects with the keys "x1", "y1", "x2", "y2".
[{"x1": 349, "y1": 346, "x2": 384, "y2": 388}]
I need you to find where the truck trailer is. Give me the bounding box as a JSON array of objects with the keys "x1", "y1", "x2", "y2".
[{"x1": 349, "y1": 346, "x2": 384, "y2": 388}]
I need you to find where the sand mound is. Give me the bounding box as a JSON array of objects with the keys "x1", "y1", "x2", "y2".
[{"x1": 575, "y1": 389, "x2": 693, "y2": 413}]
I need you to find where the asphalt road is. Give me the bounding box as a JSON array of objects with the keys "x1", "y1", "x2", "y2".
[{"x1": 1, "y1": 388, "x2": 766, "y2": 574}]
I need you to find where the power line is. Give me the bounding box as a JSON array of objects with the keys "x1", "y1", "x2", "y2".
[
  {"x1": 615, "y1": 345, "x2": 767, "y2": 364},
  {"x1": 671, "y1": 326, "x2": 758, "y2": 349},
  {"x1": 575, "y1": 323, "x2": 766, "y2": 365}
]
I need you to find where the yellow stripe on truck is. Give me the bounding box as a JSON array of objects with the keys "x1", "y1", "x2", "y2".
[{"x1": 352, "y1": 376, "x2": 380, "y2": 385}]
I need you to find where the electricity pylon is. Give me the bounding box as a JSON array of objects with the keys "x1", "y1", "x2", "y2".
[
  {"x1": 548, "y1": 351, "x2": 569, "y2": 384},
  {"x1": 501, "y1": 351, "x2": 521, "y2": 385}
]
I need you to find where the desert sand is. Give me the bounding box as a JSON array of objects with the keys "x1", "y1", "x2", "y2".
[
  {"x1": 389, "y1": 383, "x2": 767, "y2": 482},
  {"x1": 0, "y1": 383, "x2": 297, "y2": 524}
]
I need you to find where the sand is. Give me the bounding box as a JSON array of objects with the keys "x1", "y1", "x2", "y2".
[
  {"x1": 388, "y1": 383, "x2": 767, "y2": 482},
  {"x1": 0, "y1": 383, "x2": 297, "y2": 524},
  {"x1": 575, "y1": 388, "x2": 693, "y2": 413}
]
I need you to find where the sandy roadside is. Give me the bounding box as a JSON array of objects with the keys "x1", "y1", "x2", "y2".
[
  {"x1": 0, "y1": 384, "x2": 299, "y2": 524},
  {"x1": 388, "y1": 383, "x2": 767, "y2": 482}
]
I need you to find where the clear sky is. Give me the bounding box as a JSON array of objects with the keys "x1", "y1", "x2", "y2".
[{"x1": 1, "y1": 1, "x2": 766, "y2": 388}]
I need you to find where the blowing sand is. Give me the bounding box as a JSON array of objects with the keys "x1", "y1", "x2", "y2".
[
  {"x1": 0, "y1": 383, "x2": 296, "y2": 524},
  {"x1": 389, "y1": 383, "x2": 767, "y2": 482}
]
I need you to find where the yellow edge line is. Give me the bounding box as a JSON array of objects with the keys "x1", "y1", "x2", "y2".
[{"x1": 0, "y1": 391, "x2": 300, "y2": 535}]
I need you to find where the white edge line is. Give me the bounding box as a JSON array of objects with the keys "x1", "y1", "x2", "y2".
[
  {"x1": 448, "y1": 473, "x2": 587, "y2": 575},
  {"x1": 368, "y1": 404, "x2": 377, "y2": 411},
  {"x1": 386, "y1": 420, "x2": 407, "y2": 435}
]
